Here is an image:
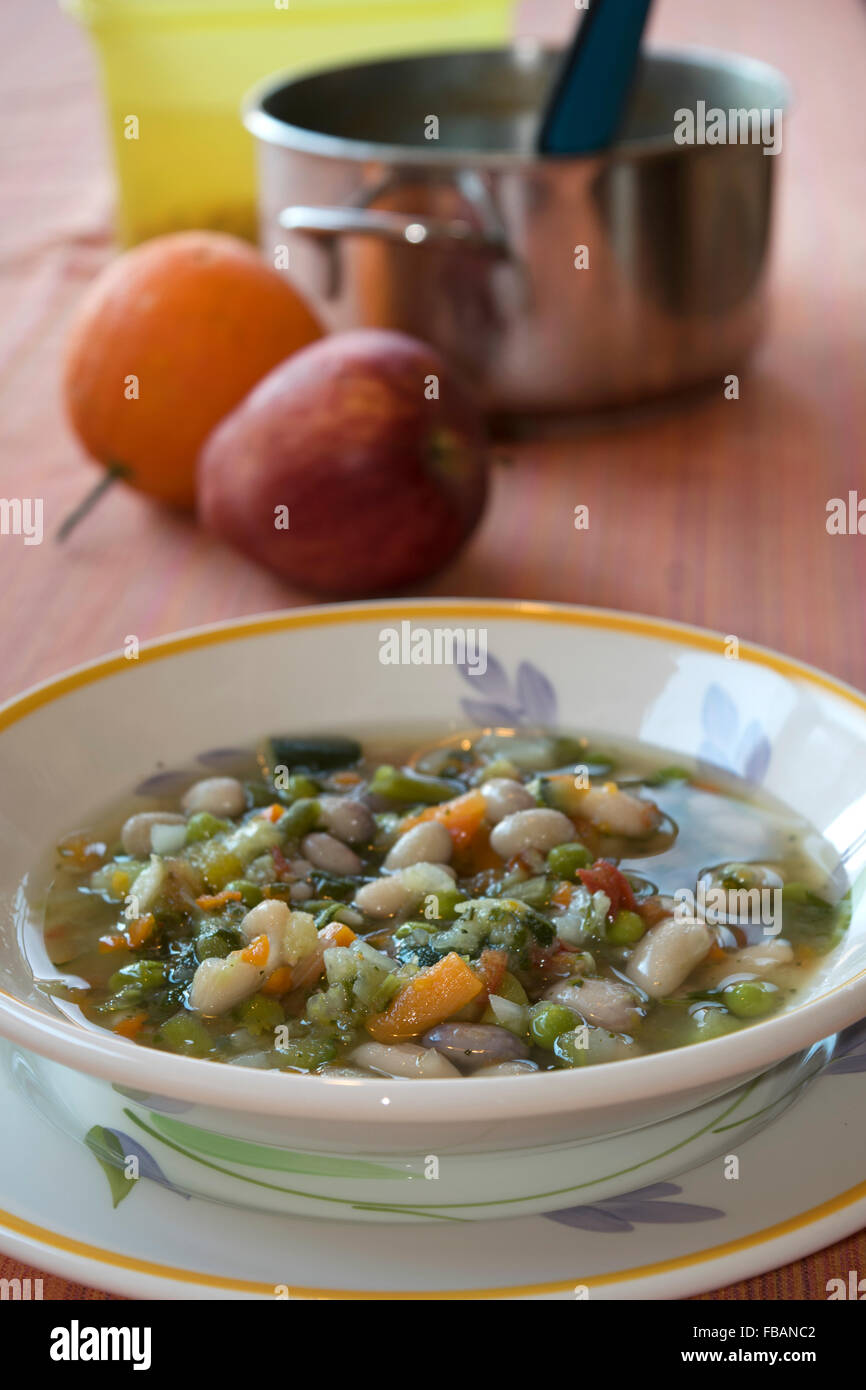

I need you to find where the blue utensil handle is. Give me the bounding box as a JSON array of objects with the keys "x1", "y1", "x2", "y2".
[{"x1": 538, "y1": 0, "x2": 655, "y2": 156}]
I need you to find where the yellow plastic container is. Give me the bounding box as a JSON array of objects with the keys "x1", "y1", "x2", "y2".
[{"x1": 63, "y1": 0, "x2": 515, "y2": 245}]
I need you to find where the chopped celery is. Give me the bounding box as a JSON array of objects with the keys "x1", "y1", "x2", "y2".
[{"x1": 157, "y1": 1012, "x2": 216, "y2": 1057}]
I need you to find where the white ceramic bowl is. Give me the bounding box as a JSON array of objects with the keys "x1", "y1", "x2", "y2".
[{"x1": 1, "y1": 599, "x2": 865, "y2": 1222}]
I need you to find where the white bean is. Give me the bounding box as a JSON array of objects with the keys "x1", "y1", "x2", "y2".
[
  {"x1": 301, "y1": 832, "x2": 362, "y2": 876},
  {"x1": 479, "y1": 778, "x2": 536, "y2": 824},
  {"x1": 470, "y1": 1060, "x2": 539, "y2": 1077},
  {"x1": 317, "y1": 795, "x2": 375, "y2": 845},
  {"x1": 189, "y1": 954, "x2": 265, "y2": 1015},
  {"x1": 121, "y1": 812, "x2": 186, "y2": 858},
  {"x1": 384, "y1": 820, "x2": 453, "y2": 870},
  {"x1": 129, "y1": 855, "x2": 167, "y2": 913},
  {"x1": 349, "y1": 1041, "x2": 460, "y2": 1079},
  {"x1": 545, "y1": 976, "x2": 642, "y2": 1032},
  {"x1": 571, "y1": 784, "x2": 661, "y2": 838},
  {"x1": 730, "y1": 939, "x2": 794, "y2": 971},
  {"x1": 353, "y1": 862, "x2": 456, "y2": 919},
  {"x1": 240, "y1": 900, "x2": 318, "y2": 967},
  {"x1": 626, "y1": 916, "x2": 713, "y2": 998},
  {"x1": 181, "y1": 776, "x2": 246, "y2": 819},
  {"x1": 239, "y1": 897, "x2": 290, "y2": 964},
  {"x1": 490, "y1": 808, "x2": 575, "y2": 860}
]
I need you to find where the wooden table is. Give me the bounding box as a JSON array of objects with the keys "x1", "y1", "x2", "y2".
[{"x1": 0, "y1": 0, "x2": 863, "y2": 1299}]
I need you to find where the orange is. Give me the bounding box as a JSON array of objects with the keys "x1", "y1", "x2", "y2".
[{"x1": 62, "y1": 231, "x2": 322, "y2": 508}]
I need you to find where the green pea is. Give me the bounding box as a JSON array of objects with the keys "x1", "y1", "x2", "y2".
[
  {"x1": 690, "y1": 1005, "x2": 740, "y2": 1040},
  {"x1": 552, "y1": 1029, "x2": 589, "y2": 1068},
  {"x1": 722, "y1": 979, "x2": 780, "y2": 1019},
  {"x1": 185, "y1": 811, "x2": 229, "y2": 844},
  {"x1": 224, "y1": 879, "x2": 264, "y2": 908},
  {"x1": 546, "y1": 842, "x2": 593, "y2": 878},
  {"x1": 606, "y1": 909, "x2": 646, "y2": 945},
  {"x1": 157, "y1": 1012, "x2": 216, "y2": 1058},
  {"x1": 529, "y1": 1002, "x2": 576, "y2": 1050},
  {"x1": 235, "y1": 994, "x2": 284, "y2": 1036}
]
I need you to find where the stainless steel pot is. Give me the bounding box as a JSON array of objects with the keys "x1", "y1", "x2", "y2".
[{"x1": 244, "y1": 45, "x2": 790, "y2": 412}]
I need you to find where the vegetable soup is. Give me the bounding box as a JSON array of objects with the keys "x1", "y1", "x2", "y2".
[{"x1": 39, "y1": 727, "x2": 849, "y2": 1078}]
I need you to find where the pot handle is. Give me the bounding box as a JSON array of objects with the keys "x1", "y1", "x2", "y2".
[{"x1": 279, "y1": 205, "x2": 509, "y2": 258}]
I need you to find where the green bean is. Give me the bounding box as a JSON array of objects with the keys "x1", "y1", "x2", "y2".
[
  {"x1": 263, "y1": 735, "x2": 361, "y2": 774},
  {"x1": 223, "y1": 879, "x2": 264, "y2": 908},
  {"x1": 368, "y1": 765, "x2": 459, "y2": 805},
  {"x1": 278, "y1": 797, "x2": 320, "y2": 839},
  {"x1": 277, "y1": 773, "x2": 319, "y2": 803}
]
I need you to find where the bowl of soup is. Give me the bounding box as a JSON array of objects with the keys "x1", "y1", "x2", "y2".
[{"x1": 0, "y1": 600, "x2": 864, "y2": 1221}]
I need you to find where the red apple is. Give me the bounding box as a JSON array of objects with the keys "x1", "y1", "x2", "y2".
[{"x1": 197, "y1": 329, "x2": 489, "y2": 596}]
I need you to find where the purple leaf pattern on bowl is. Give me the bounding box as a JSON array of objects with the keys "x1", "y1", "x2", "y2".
[
  {"x1": 457, "y1": 657, "x2": 560, "y2": 727},
  {"x1": 196, "y1": 747, "x2": 250, "y2": 771},
  {"x1": 545, "y1": 1183, "x2": 725, "y2": 1233},
  {"x1": 105, "y1": 1129, "x2": 190, "y2": 1199},
  {"x1": 699, "y1": 683, "x2": 771, "y2": 785},
  {"x1": 85, "y1": 1124, "x2": 190, "y2": 1207},
  {"x1": 134, "y1": 768, "x2": 194, "y2": 798}
]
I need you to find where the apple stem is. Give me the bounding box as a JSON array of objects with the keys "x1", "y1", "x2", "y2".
[{"x1": 55, "y1": 464, "x2": 129, "y2": 542}]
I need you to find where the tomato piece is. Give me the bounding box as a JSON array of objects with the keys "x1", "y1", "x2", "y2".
[{"x1": 577, "y1": 860, "x2": 637, "y2": 916}]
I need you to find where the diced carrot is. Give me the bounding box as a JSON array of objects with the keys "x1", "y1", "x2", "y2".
[
  {"x1": 98, "y1": 933, "x2": 128, "y2": 953},
  {"x1": 196, "y1": 889, "x2": 242, "y2": 910},
  {"x1": 366, "y1": 952, "x2": 484, "y2": 1043},
  {"x1": 260, "y1": 804, "x2": 285, "y2": 823},
  {"x1": 707, "y1": 941, "x2": 728, "y2": 963},
  {"x1": 454, "y1": 835, "x2": 501, "y2": 877},
  {"x1": 551, "y1": 881, "x2": 574, "y2": 908},
  {"x1": 290, "y1": 921, "x2": 356, "y2": 992},
  {"x1": 57, "y1": 833, "x2": 106, "y2": 871},
  {"x1": 332, "y1": 771, "x2": 362, "y2": 787},
  {"x1": 401, "y1": 789, "x2": 488, "y2": 851},
  {"x1": 240, "y1": 933, "x2": 270, "y2": 967},
  {"x1": 113, "y1": 1011, "x2": 147, "y2": 1039},
  {"x1": 262, "y1": 965, "x2": 294, "y2": 996},
  {"x1": 474, "y1": 948, "x2": 508, "y2": 997},
  {"x1": 322, "y1": 922, "x2": 356, "y2": 949},
  {"x1": 126, "y1": 914, "x2": 156, "y2": 948}
]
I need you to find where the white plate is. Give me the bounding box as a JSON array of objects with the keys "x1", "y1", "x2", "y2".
[{"x1": 1, "y1": 1024, "x2": 864, "y2": 1300}]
